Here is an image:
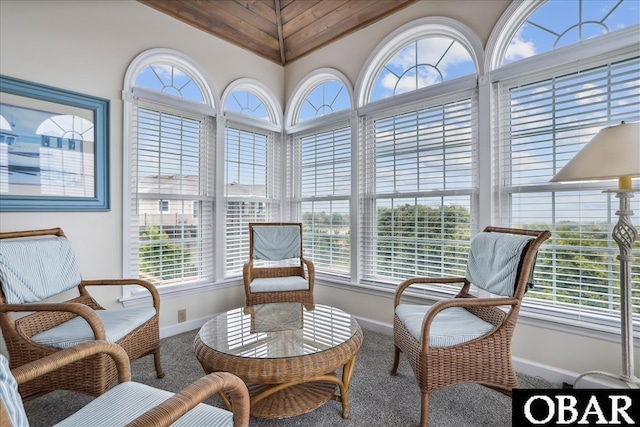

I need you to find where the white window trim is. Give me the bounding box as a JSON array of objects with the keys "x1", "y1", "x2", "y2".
[{"x1": 121, "y1": 48, "x2": 220, "y2": 302}]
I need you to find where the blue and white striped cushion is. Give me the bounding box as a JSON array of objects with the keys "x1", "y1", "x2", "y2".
[
  {"x1": 250, "y1": 276, "x2": 309, "y2": 293},
  {"x1": 396, "y1": 304, "x2": 494, "y2": 347},
  {"x1": 54, "y1": 382, "x2": 233, "y2": 427},
  {"x1": 0, "y1": 355, "x2": 28, "y2": 427},
  {"x1": 252, "y1": 225, "x2": 300, "y2": 260},
  {"x1": 32, "y1": 307, "x2": 156, "y2": 349},
  {"x1": 0, "y1": 237, "x2": 81, "y2": 304},
  {"x1": 465, "y1": 232, "x2": 533, "y2": 297}
]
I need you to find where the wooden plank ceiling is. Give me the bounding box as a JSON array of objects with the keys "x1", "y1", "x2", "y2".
[{"x1": 137, "y1": 0, "x2": 418, "y2": 65}]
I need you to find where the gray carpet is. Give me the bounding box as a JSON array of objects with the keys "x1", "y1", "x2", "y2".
[{"x1": 23, "y1": 328, "x2": 556, "y2": 426}]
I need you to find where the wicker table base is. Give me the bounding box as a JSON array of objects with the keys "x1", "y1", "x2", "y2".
[
  {"x1": 193, "y1": 303, "x2": 363, "y2": 419},
  {"x1": 248, "y1": 380, "x2": 337, "y2": 418}
]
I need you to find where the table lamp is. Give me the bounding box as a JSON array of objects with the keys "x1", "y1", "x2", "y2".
[{"x1": 551, "y1": 120, "x2": 640, "y2": 388}]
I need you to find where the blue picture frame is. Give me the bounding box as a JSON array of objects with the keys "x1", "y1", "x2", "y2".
[{"x1": 0, "y1": 75, "x2": 110, "y2": 211}]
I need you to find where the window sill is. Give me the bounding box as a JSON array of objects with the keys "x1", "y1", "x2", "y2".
[{"x1": 120, "y1": 277, "x2": 242, "y2": 307}]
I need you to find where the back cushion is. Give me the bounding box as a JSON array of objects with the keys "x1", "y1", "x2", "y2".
[
  {"x1": 0, "y1": 236, "x2": 81, "y2": 304},
  {"x1": 465, "y1": 232, "x2": 533, "y2": 297},
  {"x1": 0, "y1": 354, "x2": 28, "y2": 427},
  {"x1": 252, "y1": 225, "x2": 301, "y2": 261}
]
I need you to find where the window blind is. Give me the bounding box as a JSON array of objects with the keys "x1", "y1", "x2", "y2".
[
  {"x1": 130, "y1": 99, "x2": 215, "y2": 287},
  {"x1": 360, "y1": 93, "x2": 477, "y2": 290},
  {"x1": 497, "y1": 56, "x2": 640, "y2": 325},
  {"x1": 225, "y1": 124, "x2": 280, "y2": 276},
  {"x1": 289, "y1": 125, "x2": 351, "y2": 278}
]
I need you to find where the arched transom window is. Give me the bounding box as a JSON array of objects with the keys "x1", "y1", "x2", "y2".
[
  {"x1": 297, "y1": 80, "x2": 350, "y2": 122},
  {"x1": 135, "y1": 64, "x2": 205, "y2": 103},
  {"x1": 369, "y1": 36, "x2": 476, "y2": 102},
  {"x1": 502, "y1": 0, "x2": 639, "y2": 65}
]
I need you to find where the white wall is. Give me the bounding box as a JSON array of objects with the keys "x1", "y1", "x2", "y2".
[{"x1": 0, "y1": 0, "x2": 634, "y2": 384}]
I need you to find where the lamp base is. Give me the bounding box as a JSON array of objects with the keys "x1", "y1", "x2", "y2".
[{"x1": 574, "y1": 370, "x2": 640, "y2": 389}]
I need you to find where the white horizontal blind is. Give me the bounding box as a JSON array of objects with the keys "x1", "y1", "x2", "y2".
[
  {"x1": 497, "y1": 56, "x2": 640, "y2": 324},
  {"x1": 225, "y1": 124, "x2": 280, "y2": 276},
  {"x1": 360, "y1": 93, "x2": 477, "y2": 290},
  {"x1": 130, "y1": 99, "x2": 215, "y2": 287},
  {"x1": 290, "y1": 125, "x2": 351, "y2": 278}
]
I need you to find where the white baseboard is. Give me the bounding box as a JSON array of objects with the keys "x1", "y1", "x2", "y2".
[
  {"x1": 161, "y1": 313, "x2": 617, "y2": 389},
  {"x1": 159, "y1": 315, "x2": 214, "y2": 339}
]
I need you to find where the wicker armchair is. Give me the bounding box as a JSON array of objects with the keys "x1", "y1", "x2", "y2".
[
  {"x1": 0, "y1": 341, "x2": 249, "y2": 427},
  {"x1": 243, "y1": 223, "x2": 314, "y2": 306},
  {"x1": 0, "y1": 228, "x2": 164, "y2": 401},
  {"x1": 391, "y1": 226, "x2": 551, "y2": 427}
]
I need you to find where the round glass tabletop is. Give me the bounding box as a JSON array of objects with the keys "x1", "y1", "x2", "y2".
[{"x1": 198, "y1": 303, "x2": 359, "y2": 359}]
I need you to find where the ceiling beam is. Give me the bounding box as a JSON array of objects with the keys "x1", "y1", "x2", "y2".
[{"x1": 275, "y1": 0, "x2": 286, "y2": 65}]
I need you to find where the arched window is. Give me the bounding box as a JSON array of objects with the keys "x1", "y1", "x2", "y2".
[
  {"x1": 489, "y1": 0, "x2": 640, "y2": 328},
  {"x1": 369, "y1": 36, "x2": 475, "y2": 102},
  {"x1": 499, "y1": 0, "x2": 639, "y2": 65},
  {"x1": 222, "y1": 79, "x2": 283, "y2": 276},
  {"x1": 286, "y1": 69, "x2": 353, "y2": 279},
  {"x1": 356, "y1": 18, "x2": 482, "y2": 288},
  {"x1": 295, "y1": 79, "x2": 350, "y2": 122},
  {"x1": 123, "y1": 48, "x2": 217, "y2": 292}
]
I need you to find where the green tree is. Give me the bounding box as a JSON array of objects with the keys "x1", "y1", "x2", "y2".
[{"x1": 139, "y1": 226, "x2": 191, "y2": 281}]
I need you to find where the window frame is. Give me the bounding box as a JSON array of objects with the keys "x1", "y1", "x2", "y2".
[
  {"x1": 285, "y1": 69, "x2": 356, "y2": 280},
  {"x1": 487, "y1": 0, "x2": 640, "y2": 336},
  {"x1": 353, "y1": 18, "x2": 482, "y2": 294},
  {"x1": 221, "y1": 79, "x2": 284, "y2": 279},
  {"x1": 121, "y1": 48, "x2": 221, "y2": 304}
]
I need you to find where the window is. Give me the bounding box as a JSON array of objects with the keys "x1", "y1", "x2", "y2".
[
  {"x1": 158, "y1": 200, "x2": 169, "y2": 212},
  {"x1": 223, "y1": 80, "x2": 282, "y2": 277},
  {"x1": 287, "y1": 71, "x2": 353, "y2": 279},
  {"x1": 123, "y1": 49, "x2": 216, "y2": 291},
  {"x1": 358, "y1": 19, "x2": 480, "y2": 291},
  {"x1": 492, "y1": 0, "x2": 640, "y2": 327}
]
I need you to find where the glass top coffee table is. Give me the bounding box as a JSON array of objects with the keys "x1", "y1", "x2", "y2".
[{"x1": 193, "y1": 303, "x2": 363, "y2": 419}]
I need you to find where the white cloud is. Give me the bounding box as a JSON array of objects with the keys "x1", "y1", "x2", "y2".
[
  {"x1": 504, "y1": 31, "x2": 536, "y2": 62},
  {"x1": 575, "y1": 83, "x2": 606, "y2": 106}
]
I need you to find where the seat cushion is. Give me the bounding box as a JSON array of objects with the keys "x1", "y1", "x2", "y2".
[
  {"x1": 32, "y1": 306, "x2": 156, "y2": 349},
  {"x1": 250, "y1": 276, "x2": 309, "y2": 293},
  {"x1": 396, "y1": 304, "x2": 494, "y2": 347},
  {"x1": 54, "y1": 382, "x2": 233, "y2": 427},
  {"x1": 0, "y1": 355, "x2": 28, "y2": 427}
]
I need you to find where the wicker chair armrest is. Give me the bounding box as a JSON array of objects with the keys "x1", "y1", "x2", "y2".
[
  {"x1": 80, "y1": 278, "x2": 160, "y2": 310},
  {"x1": 420, "y1": 296, "x2": 519, "y2": 352},
  {"x1": 394, "y1": 277, "x2": 468, "y2": 307},
  {"x1": 0, "y1": 301, "x2": 106, "y2": 340},
  {"x1": 11, "y1": 340, "x2": 130, "y2": 385},
  {"x1": 126, "y1": 372, "x2": 250, "y2": 427},
  {"x1": 243, "y1": 260, "x2": 254, "y2": 284},
  {"x1": 301, "y1": 257, "x2": 315, "y2": 289}
]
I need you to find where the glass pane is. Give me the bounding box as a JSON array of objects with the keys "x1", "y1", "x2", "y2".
[
  {"x1": 225, "y1": 90, "x2": 270, "y2": 121},
  {"x1": 369, "y1": 37, "x2": 475, "y2": 102},
  {"x1": 135, "y1": 64, "x2": 205, "y2": 103},
  {"x1": 298, "y1": 80, "x2": 350, "y2": 122}
]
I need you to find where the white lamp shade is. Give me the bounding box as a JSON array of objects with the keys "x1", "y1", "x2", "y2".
[{"x1": 550, "y1": 121, "x2": 640, "y2": 183}]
